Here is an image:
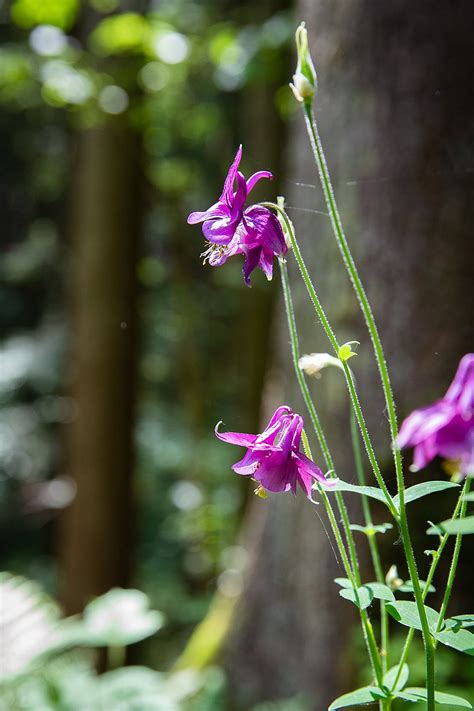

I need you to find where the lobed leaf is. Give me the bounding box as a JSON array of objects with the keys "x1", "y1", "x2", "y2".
[
  {"x1": 427, "y1": 516, "x2": 474, "y2": 536},
  {"x1": 400, "y1": 688, "x2": 472, "y2": 707},
  {"x1": 385, "y1": 601, "x2": 439, "y2": 632},
  {"x1": 328, "y1": 480, "x2": 389, "y2": 505},
  {"x1": 339, "y1": 586, "x2": 373, "y2": 610},
  {"x1": 434, "y1": 627, "x2": 474, "y2": 655},
  {"x1": 364, "y1": 583, "x2": 395, "y2": 603},
  {"x1": 393, "y1": 481, "x2": 459, "y2": 510},
  {"x1": 398, "y1": 580, "x2": 436, "y2": 594},
  {"x1": 350, "y1": 523, "x2": 393, "y2": 536}
]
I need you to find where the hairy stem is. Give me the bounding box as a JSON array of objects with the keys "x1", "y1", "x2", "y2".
[
  {"x1": 436, "y1": 476, "x2": 472, "y2": 633},
  {"x1": 390, "y1": 480, "x2": 467, "y2": 692},
  {"x1": 350, "y1": 407, "x2": 389, "y2": 671},
  {"x1": 300, "y1": 104, "x2": 435, "y2": 709}
]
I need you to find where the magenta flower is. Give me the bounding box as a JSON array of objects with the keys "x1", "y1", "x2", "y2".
[
  {"x1": 187, "y1": 145, "x2": 272, "y2": 244},
  {"x1": 397, "y1": 353, "x2": 474, "y2": 476},
  {"x1": 201, "y1": 204, "x2": 287, "y2": 286},
  {"x1": 215, "y1": 405, "x2": 334, "y2": 496},
  {"x1": 187, "y1": 146, "x2": 287, "y2": 285}
]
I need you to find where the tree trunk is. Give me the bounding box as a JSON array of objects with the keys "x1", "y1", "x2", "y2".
[
  {"x1": 226, "y1": 1, "x2": 474, "y2": 707},
  {"x1": 59, "y1": 121, "x2": 141, "y2": 614}
]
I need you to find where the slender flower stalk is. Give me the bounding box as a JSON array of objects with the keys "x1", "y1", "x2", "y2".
[
  {"x1": 350, "y1": 408, "x2": 389, "y2": 671},
  {"x1": 435, "y1": 476, "x2": 472, "y2": 633},
  {"x1": 297, "y1": 99, "x2": 436, "y2": 708},
  {"x1": 267, "y1": 202, "x2": 396, "y2": 517},
  {"x1": 280, "y1": 258, "x2": 384, "y2": 686},
  {"x1": 301, "y1": 430, "x2": 384, "y2": 687}
]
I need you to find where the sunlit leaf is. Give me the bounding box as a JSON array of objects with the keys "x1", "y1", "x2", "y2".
[
  {"x1": 339, "y1": 586, "x2": 373, "y2": 610},
  {"x1": 427, "y1": 516, "x2": 474, "y2": 536},
  {"x1": 329, "y1": 686, "x2": 386, "y2": 709},
  {"x1": 350, "y1": 522, "x2": 393, "y2": 536},
  {"x1": 327, "y1": 480, "x2": 389, "y2": 505},
  {"x1": 364, "y1": 583, "x2": 395, "y2": 603},
  {"x1": 392, "y1": 481, "x2": 459, "y2": 510},
  {"x1": 385, "y1": 600, "x2": 439, "y2": 632},
  {"x1": 400, "y1": 688, "x2": 472, "y2": 707},
  {"x1": 383, "y1": 663, "x2": 409, "y2": 693},
  {"x1": 398, "y1": 580, "x2": 436, "y2": 594},
  {"x1": 434, "y1": 627, "x2": 474, "y2": 655}
]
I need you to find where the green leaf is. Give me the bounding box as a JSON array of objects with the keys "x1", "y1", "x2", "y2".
[
  {"x1": 364, "y1": 583, "x2": 395, "y2": 603},
  {"x1": 401, "y1": 688, "x2": 472, "y2": 707},
  {"x1": 427, "y1": 516, "x2": 474, "y2": 536},
  {"x1": 398, "y1": 580, "x2": 436, "y2": 594},
  {"x1": 385, "y1": 600, "x2": 439, "y2": 632},
  {"x1": 446, "y1": 614, "x2": 474, "y2": 630},
  {"x1": 434, "y1": 627, "x2": 474, "y2": 655},
  {"x1": 328, "y1": 480, "x2": 389, "y2": 505},
  {"x1": 383, "y1": 663, "x2": 409, "y2": 692},
  {"x1": 82, "y1": 588, "x2": 164, "y2": 646},
  {"x1": 338, "y1": 341, "x2": 359, "y2": 362},
  {"x1": 350, "y1": 523, "x2": 393, "y2": 536},
  {"x1": 393, "y1": 481, "x2": 459, "y2": 510},
  {"x1": 334, "y1": 578, "x2": 352, "y2": 589},
  {"x1": 329, "y1": 686, "x2": 385, "y2": 709},
  {"x1": 464, "y1": 493, "x2": 474, "y2": 502},
  {"x1": 339, "y1": 586, "x2": 373, "y2": 610}
]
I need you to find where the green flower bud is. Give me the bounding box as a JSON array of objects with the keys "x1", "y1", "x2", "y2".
[{"x1": 290, "y1": 22, "x2": 317, "y2": 104}]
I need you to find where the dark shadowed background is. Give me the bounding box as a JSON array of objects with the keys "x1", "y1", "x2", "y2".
[{"x1": 0, "y1": 0, "x2": 473, "y2": 709}]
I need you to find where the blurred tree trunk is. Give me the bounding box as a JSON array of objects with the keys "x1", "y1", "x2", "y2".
[
  {"x1": 226, "y1": 1, "x2": 474, "y2": 707},
  {"x1": 59, "y1": 119, "x2": 141, "y2": 614}
]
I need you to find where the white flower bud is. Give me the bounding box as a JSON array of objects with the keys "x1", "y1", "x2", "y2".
[{"x1": 299, "y1": 353, "x2": 342, "y2": 378}]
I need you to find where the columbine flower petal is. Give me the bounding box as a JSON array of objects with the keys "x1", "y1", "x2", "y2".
[
  {"x1": 398, "y1": 353, "x2": 474, "y2": 476},
  {"x1": 215, "y1": 406, "x2": 333, "y2": 496},
  {"x1": 187, "y1": 147, "x2": 282, "y2": 284}
]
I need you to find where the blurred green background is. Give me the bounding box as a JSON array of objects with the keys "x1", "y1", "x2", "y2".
[{"x1": 1, "y1": 0, "x2": 473, "y2": 709}]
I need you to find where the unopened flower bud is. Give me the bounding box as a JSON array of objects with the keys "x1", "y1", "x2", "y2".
[
  {"x1": 299, "y1": 353, "x2": 342, "y2": 378},
  {"x1": 385, "y1": 564, "x2": 404, "y2": 590},
  {"x1": 290, "y1": 22, "x2": 317, "y2": 104}
]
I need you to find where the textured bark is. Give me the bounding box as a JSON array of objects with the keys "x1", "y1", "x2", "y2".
[
  {"x1": 59, "y1": 121, "x2": 141, "y2": 614},
  {"x1": 226, "y1": 1, "x2": 474, "y2": 707}
]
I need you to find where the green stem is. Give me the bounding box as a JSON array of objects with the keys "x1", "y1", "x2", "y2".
[
  {"x1": 300, "y1": 104, "x2": 435, "y2": 709},
  {"x1": 436, "y1": 476, "x2": 472, "y2": 633},
  {"x1": 267, "y1": 204, "x2": 396, "y2": 518},
  {"x1": 279, "y1": 258, "x2": 361, "y2": 571},
  {"x1": 301, "y1": 429, "x2": 384, "y2": 687},
  {"x1": 390, "y1": 479, "x2": 468, "y2": 692},
  {"x1": 350, "y1": 407, "x2": 389, "y2": 671}
]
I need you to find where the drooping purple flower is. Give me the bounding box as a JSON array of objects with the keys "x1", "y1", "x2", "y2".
[
  {"x1": 215, "y1": 405, "x2": 334, "y2": 496},
  {"x1": 397, "y1": 353, "x2": 474, "y2": 476},
  {"x1": 200, "y1": 204, "x2": 288, "y2": 286},
  {"x1": 187, "y1": 145, "x2": 272, "y2": 245},
  {"x1": 187, "y1": 146, "x2": 287, "y2": 285}
]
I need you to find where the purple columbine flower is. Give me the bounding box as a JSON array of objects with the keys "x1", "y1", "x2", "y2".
[
  {"x1": 397, "y1": 353, "x2": 474, "y2": 476},
  {"x1": 215, "y1": 405, "x2": 334, "y2": 496},
  {"x1": 187, "y1": 146, "x2": 287, "y2": 285},
  {"x1": 187, "y1": 145, "x2": 272, "y2": 244}
]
